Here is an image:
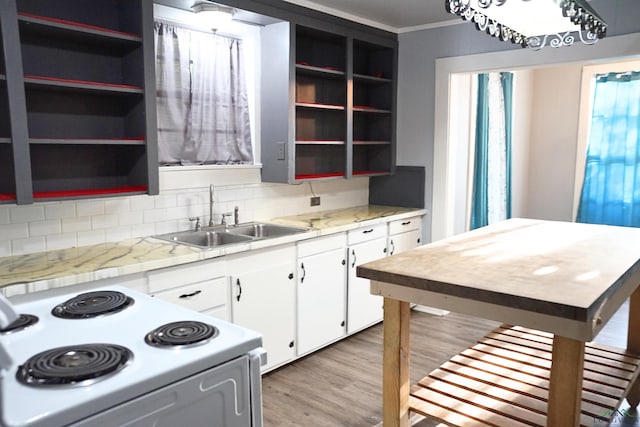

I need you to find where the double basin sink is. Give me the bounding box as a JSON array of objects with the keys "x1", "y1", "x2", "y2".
[{"x1": 153, "y1": 222, "x2": 309, "y2": 249}]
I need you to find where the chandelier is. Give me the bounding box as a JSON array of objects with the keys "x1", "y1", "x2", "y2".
[{"x1": 445, "y1": 0, "x2": 607, "y2": 50}]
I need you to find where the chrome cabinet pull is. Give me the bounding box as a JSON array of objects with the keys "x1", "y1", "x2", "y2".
[
  {"x1": 236, "y1": 278, "x2": 242, "y2": 302},
  {"x1": 300, "y1": 262, "x2": 306, "y2": 283},
  {"x1": 362, "y1": 229, "x2": 374, "y2": 234},
  {"x1": 351, "y1": 249, "x2": 356, "y2": 268},
  {"x1": 390, "y1": 239, "x2": 395, "y2": 255},
  {"x1": 401, "y1": 221, "x2": 411, "y2": 226}
]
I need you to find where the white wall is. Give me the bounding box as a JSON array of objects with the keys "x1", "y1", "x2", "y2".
[
  {"x1": 511, "y1": 69, "x2": 533, "y2": 219},
  {"x1": 526, "y1": 63, "x2": 583, "y2": 221}
]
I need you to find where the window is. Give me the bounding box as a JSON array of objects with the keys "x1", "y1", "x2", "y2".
[
  {"x1": 154, "y1": 22, "x2": 253, "y2": 166},
  {"x1": 576, "y1": 70, "x2": 640, "y2": 227}
]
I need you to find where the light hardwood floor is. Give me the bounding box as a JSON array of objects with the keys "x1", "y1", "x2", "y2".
[{"x1": 261, "y1": 302, "x2": 640, "y2": 427}]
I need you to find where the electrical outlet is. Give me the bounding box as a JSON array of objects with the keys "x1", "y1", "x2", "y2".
[{"x1": 310, "y1": 196, "x2": 320, "y2": 206}]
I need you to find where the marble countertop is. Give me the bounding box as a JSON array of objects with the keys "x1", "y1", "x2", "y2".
[{"x1": 0, "y1": 205, "x2": 425, "y2": 291}]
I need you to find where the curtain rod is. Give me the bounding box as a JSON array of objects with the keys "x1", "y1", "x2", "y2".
[{"x1": 154, "y1": 17, "x2": 242, "y2": 41}]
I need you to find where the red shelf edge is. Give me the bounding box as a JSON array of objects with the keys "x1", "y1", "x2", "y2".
[
  {"x1": 295, "y1": 173, "x2": 345, "y2": 180},
  {"x1": 24, "y1": 75, "x2": 142, "y2": 91},
  {"x1": 18, "y1": 12, "x2": 141, "y2": 40},
  {"x1": 0, "y1": 194, "x2": 16, "y2": 201},
  {"x1": 34, "y1": 186, "x2": 148, "y2": 199}
]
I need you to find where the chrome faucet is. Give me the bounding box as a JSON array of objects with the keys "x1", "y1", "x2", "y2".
[
  {"x1": 189, "y1": 217, "x2": 201, "y2": 231},
  {"x1": 234, "y1": 206, "x2": 239, "y2": 227},
  {"x1": 208, "y1": 184, "x2": 214, "y2": 227},
  {"x1": 221, "y1": 212, "x2": 233, "y2": 228}
]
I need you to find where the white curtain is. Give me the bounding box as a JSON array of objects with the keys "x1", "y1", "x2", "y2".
[
  {"x1": 154, "y1": 22, "x2": 253, "y2": 165},
  {"x1": 486, "y1": 73, "x2": 508, "y2": 225}
]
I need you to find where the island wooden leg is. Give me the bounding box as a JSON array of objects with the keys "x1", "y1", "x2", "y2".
[
  {"x1": 547, "y1": 335, "x2": 585, "y2": 427},
  {"x1": 383, "y1": 297, "x2": 410, "y2": 427},
  {"x1": 626, "y1": 286, "x2": 640, "y2": 407}
]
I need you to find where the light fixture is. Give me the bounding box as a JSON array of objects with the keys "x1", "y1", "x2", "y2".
[
  {"x1": 191, "y1": 2, "x2": 235, "y2": 28},
  {"x1": 445, "y1": 0, "x2": 607, "y2": 50}
]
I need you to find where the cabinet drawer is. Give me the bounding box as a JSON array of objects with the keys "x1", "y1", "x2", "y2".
[
  {"x1": 147, "y1": 259, "x2": 225, "y2": 293},
  {"x1": 347, "y1": 224, "x2": 386, "y2": 245},
  {"x1": 153, "y1": 278, "x2": 227, "y2": 313},
  {"x1": 297, "y1": 232, "x2": 347, "y2": 258},
  {"x1": 388, "y1": 216, "x2": 422, "y2": 235}
]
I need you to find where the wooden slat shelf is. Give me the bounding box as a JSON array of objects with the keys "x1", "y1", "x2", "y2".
[{"x1": 410, "y1": 325, "x2": 640, "y2": 427}]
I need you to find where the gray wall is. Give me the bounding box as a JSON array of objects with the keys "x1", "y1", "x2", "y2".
[{"x1": 396, "y1": 0, "x2": 640, "y2": 241}]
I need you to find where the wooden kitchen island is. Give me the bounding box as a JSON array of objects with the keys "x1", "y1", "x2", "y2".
[{"x1": 357, "y1": 218, "x2": 640, "y2": 427}]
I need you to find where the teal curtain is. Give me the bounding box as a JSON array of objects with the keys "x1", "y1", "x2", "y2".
[
  {"x1": 471, "y1": 73, "x2": 490, "y2": 230},
  {"x1": 577, "y1": 71, "x2": 640, "y2": 227},
  {"x1": 470, "y1": 72, "x2": 513, "y2": 230}
]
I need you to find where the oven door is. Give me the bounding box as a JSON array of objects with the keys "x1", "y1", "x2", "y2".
[{"x1": 71, "y1": 355, "x2": 255, "y2": 427}]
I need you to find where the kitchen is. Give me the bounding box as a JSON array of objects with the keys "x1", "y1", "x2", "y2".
[{"x1": 1, "y1": 0, "x2": 640, "y2": 426}]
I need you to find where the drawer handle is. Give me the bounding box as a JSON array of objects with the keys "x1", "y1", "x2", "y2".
[
  {"x1": 401, "y1": 221, "x2": 411, "y2": 226},
  {"x1": 179, "y1": 290, "x2": 202, "y2": 299},
  {"x1": 362, "y1": 229, "x2": 374, "y2": 234},
  {"x1": 390, "y1": 239, "x2": 395, "y2": 255},
  {"x1": 236, "y1": 278, "x2": 242, "y2": 302},
  {"x1": 300, "y1": 262, "x2": 306, "y2": 283},
  {"x1": 351, "y1": 249, "x2": 356, "y2": 268}
]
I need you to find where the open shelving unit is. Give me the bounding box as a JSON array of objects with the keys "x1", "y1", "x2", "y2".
[
  {"x1": 0, "y1": 18, "x2": 16, "y2": 203},
  {"x1": 260, "y1": 21, "x2": 396, "y2": 183},
  {"x1": 0, "y1": 0, "x2": 157, "y2": 204}
]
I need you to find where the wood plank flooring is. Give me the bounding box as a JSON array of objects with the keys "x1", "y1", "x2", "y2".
[{"x1": 262, "y1": 302, "x2": 640, "y2": 427}]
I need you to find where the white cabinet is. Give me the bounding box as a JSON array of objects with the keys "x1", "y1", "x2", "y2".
[
  {"x1": 147, "y1": 259, "x2": 229, "y2": 321},
  {"x1": 228, "y1": 244, "x2": 296, "y2": 372},
  {"x1": 387, "y1": 216, "x2": 422, "y2": 255},
  {"x1": 347, "y1": 224, "x2": 388, "y2": 334},
  {"x1": 297, "y1": 233, "x2": 347, "y2": 356}
]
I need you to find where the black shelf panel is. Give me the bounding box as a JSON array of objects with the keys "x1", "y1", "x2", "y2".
[
  {"x1": 24, "y1": 76, "x2": 143, "y2": 95},
  {"x1": 353, "y1": 73, "x2": 393, "y2": 84},
  {"x1": 18, "y1": 13, "x2": 141, "y2": 46},
  {"x1": 29, "y1": 144, "x2": 149, "y2": 195},
  {"x1": 29, "y1": 138, "x2": 145, "y2": 146},
  {"x1": 353, "y1": 106, "x2": 392, "y2": 114},
  {"x1": 16, "y1": 1, "x2": 143, "y2": 36},
  {"x1": 296, "y1": 102, "x2": 345, "y2": 111},
  {"x1": 296, "y1": 64, "x2": 345, "y2": 78},
  {"x1": 296, "y1": 140, "x2": 345, "y2": 145}
]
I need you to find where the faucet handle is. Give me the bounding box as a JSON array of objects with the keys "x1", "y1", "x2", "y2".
[
  {"x1": 188, "y1": 217, "x2": 201, "y2": 231},
  {"x1": 221, "y1": 212, "x2": 233, "y2": 226}
]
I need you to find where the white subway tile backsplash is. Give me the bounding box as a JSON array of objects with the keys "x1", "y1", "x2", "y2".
[
  {"x1": 29, "y1": 220, "x2": 62, "y2": 237},
  {"x1": 0, "y1": 178, "x2": 369, "y2": 257},
  {"x1": 0, "y1": 207, "x2": 9, "y2": 225},
  {"x1": 2, "y1": 283, "x2": 27, "y2": 297},
  {"x1": 76, "y1": 200, "x2": 105, "y2": 217},
  {"x1": 62, "y1": 217, "x2": 92, "y2": 233},
  {"x1": 130, "y1": 195, "x2": 155, "y2": 211},
  {"x1": 11, "y1": 237, "x2": 46, "y2": 255},
  {"x1": 91, "y1": 214, "x2": 119, "y2": 230},
  {"x1": 104, "y1": 199, "x2": 131, "y2": 215},
  {"x1": 77, "y1": 230, "x2": 106, "y2": 247},
  {"x1": 10, "y1": 205, "x2": 44, "y2": 223},
  {"x1": 118, "y1": 211, "x2": 143, "y2": 226},
  {"x1": 45, "y1": 203, "x2": 76, "y2": 220},
  {"x1": 105, "y1": 226, "x2": 132, "y2": 242},
  {"x1": 46, "y1": 233, "x2": 78, "y2": 251}
]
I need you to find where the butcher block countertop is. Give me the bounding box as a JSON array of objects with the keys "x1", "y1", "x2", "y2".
[
  {"x1": 358, "y1": 218, "x2": 640, "y2": 341},
  {"x1": 0, "y1": 205, "x2": 425, "y2": 292}
]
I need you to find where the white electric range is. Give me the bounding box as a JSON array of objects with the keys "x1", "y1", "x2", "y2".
[{"x1": 0, "y1": 285, "x2": 265, "y2": 427}]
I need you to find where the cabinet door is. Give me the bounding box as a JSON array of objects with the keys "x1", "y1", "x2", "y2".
[
  {"x1": 347, "y1": 237, "x2": 387, "y2": 334},
  {"x1": 388, "y1": 229, "x2": 422, "y2": 255},
  {"x1": 231, "y1": 263, "x2": 296, "y2": 372},
  {"x1": 297, "y1": 247, "x2": 346, "y2": 355}
]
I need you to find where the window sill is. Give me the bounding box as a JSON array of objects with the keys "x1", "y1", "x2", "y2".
[{"x1": 159, "y1": 163, "x2": 263, "y2": 190}]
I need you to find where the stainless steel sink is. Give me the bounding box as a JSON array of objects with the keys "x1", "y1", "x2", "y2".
[
  {"x1": 154, "y1": 230, "x2": 253, "y2": 248},
  {"x1": 153, "y1": 222, "x2": 308, "y2": 248},
  {"x1": 226, "y1": 222, "x2": 308, "y2": 239}
]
